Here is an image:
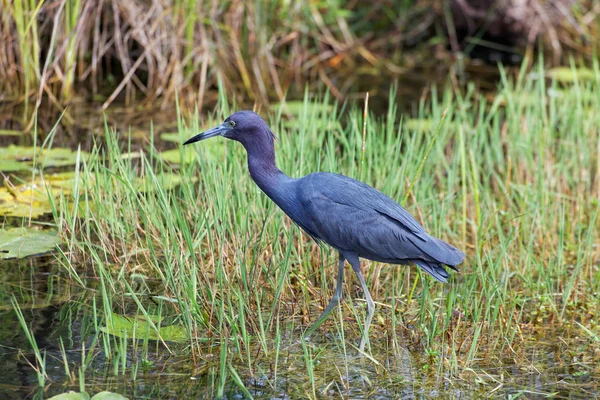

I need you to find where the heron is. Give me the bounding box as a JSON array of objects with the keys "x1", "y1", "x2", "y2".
[{"x1": 184, "y1": 110, "x2": 465, "y2": 351}]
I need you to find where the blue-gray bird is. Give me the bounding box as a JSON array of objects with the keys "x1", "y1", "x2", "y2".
[{"x1": 184, "y1": 110, "x2": 465, "y2": 350}]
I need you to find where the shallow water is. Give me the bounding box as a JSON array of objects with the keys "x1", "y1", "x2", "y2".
[{"x1": 1, "y1": 256, "x2": 598, "y2": 399}]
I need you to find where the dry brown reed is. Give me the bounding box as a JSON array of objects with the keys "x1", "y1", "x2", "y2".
[{"x1": 0, "y1": 0, "x2": 598, "y2": 126}]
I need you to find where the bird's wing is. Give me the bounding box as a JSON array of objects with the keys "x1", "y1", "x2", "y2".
[
  {"x1": 299, "y1": 173, "x2": 426, "y2": 233},
  {"x1": 297, "y1": 173, "x2": 434, "y2": 261}
]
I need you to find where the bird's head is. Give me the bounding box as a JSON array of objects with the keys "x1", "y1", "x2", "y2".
[{"x1": 183, "y1": 110, "x2": 276, "y2": 149}]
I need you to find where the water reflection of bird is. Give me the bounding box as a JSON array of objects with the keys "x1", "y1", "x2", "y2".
[{"x1": 184, "y1": 110, "x2": 465, "y2": 351}]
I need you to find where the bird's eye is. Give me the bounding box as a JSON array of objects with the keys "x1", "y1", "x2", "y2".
[{"x1": 229, "y1": 120, "x2": 236, "y2": 127}]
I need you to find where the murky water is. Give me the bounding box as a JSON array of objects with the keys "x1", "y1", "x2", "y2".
[{"x1": 1, "y1": 256, "x2": 598, "y2": 399}]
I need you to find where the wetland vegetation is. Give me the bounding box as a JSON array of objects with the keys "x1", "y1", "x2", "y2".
[
  {"x1": 2, "y1": 1, "x2": 600, "y2": 399},
  {"x1": 3, "y1": 67, "x2": 600, "y2": 397}
]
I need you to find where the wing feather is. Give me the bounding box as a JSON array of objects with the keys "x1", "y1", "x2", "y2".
[{"x1": 297, "y1": 173, "x2": 434, "y2": 261}]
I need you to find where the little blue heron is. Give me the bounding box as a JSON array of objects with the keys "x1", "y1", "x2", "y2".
[{"x1": 184, "y1": 110, "x2": 465, "y2": 350}]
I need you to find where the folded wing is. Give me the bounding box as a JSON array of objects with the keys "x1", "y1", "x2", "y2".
[{"x1": 297, "y1": 173, "x2": 465, "y2": 270}]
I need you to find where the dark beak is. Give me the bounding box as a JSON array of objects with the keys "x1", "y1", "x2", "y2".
[{"x1": 183, "y1": 124, "x2": 230, "y2": 145}]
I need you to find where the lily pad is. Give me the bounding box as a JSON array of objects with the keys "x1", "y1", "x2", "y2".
[
  {"x1": 0, "y1": 188, "x2": 50, "y2": 217},
  {"x1": 281, "y1": 117, "x2": 342, "y2": 133},
  {"x1": 159, "y1": 149, "x2": 197, "y2": 164},
  {"x1": 0, "y1": 145, "x2": 88, "y2": 170},
  {"x1": 43, "y1": 171, "x2": 84, "y2": 189},
  {"x1": 548, "y1": 67, "x2": 596, "y2": 83},
  {"x1": 0, "y1": 172, "x2": 86, "y2": 217},
  {"x1": 47, "y1": 392, "x2": 90, "y2": 400},
  {"x1": 0, "y1": 129, "x2": 24, "y2": 136},
  {"x1": 162, "y1": 134, "x2": 223, "y2": 165},
  {"x1": 0, "y1": 159, "x2": 31, "y2": 172},
  {"x1": 0, "y1": 227, "x2": 60, "y2": 259},
  {"x1": 100, "y1": 313, "x2": 188, "y2": 342},
  {"x1": 159, "y1": 132, "x2": 182, "y2": 143},
  {"x1": 91, "y1": 392, "x2": 129, "y2": 400},
  {"x1": 274, "y1": 101, "x2": 333, "y2": 116}
]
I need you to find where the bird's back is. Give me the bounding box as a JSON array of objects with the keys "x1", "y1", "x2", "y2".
[{"x1": 294, "y1": 172, "x2": 464, "y2": 277}]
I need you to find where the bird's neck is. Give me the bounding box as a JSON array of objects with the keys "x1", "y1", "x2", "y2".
[{"x1": 246, "y1": 143, "x2": 288, "y2": 194}]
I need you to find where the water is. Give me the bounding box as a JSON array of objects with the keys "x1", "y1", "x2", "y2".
[{"x1": 1, "y1": 255, "x2": 597, "y2": 398}]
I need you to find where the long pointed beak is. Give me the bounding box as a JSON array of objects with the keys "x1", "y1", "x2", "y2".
[{"x1": 183, "y1": 124, "x2": 230, "y2": 145}]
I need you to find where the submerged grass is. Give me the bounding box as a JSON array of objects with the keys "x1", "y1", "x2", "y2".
[{"x1": 46, "y1": 64, "x2": 600, "y2": 396}]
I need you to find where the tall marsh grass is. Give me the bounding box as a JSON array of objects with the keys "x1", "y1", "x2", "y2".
[
  {"x1": 2, "y1": 0, "x2": 599, "y2": 125},
  {"x1": 0, "y1": 0, "x2": 429, "y2": 112},
  {"x1": 49, "y1": 63, "x2": 600, "y2": 396}
]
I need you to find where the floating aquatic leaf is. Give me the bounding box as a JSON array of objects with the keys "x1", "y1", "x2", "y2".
[
  {"x1": 0, "y1": 159, "x2": 30, "y2": 172},
  {"x1": 120, "y1": 151, "x2": 142, "y2": 160},
  {"x1": 159, "y1": 132, "x2": 181, "y2": 143},
  {"x1": 0, "y1": 227, "x2": 60, "y2": 259},
  {"x1": 0, "y1": 187, "x2": 50, "y2": 217},
  {"x1": 44, "y1": 171, "x2": 85, "y2": 190},
  {"x1": 134, "y1": 314, "x2": 163, "y2": 323},
  {"x1": 274, "y1": 101, "x2": 333, "y2": 116},
  {"x1": 0, "y1": 172, "x2": 87, "y2": 217},
  {"x1": 159, "y1": 149, "x2": 197, "y2": 164},
  {"x1": 100, "y1": 313, "x2": 188, "y2": 342},
  {"x1": 47, "y1": 391, "x2": 128, "y2": 400},
  {"x1": 0, "y1": 189, "x2": 12, "y2": 203},
  {"x1": 548, "y1": 67, "x2": 596, "y2": 83},
  {"x1": 0, "y1": 145, "x2": 88, "y2": 170},
  {"x1": 161, "y1": 135, "x2": 223, "y2": 165},
  {"x1": 47, "y1": 391, "x2": 90, "y2": 400},
  {"x1": 91, "y1": 392, "x2": 129, "y2": 400},
  {"x1": 281, "y1": 117, "x2": 342, "y2": 133},
  {"x1": 0, "y1": 129, "x2": 24, "y2": 136}
]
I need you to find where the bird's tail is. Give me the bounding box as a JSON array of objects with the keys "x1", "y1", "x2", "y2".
[
  {"x1": 414, "y1": 260, "x2": 453, "y2": 283},
  {"x1": 413, "y1": 236, "x2": 465, "y2": 283}
]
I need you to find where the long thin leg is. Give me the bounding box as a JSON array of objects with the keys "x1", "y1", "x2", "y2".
[
  {"x1": 304, "y1": 253, "x2": 345, "y2": 337},
  {"x1": 347, "y1": 252, "x2": 374, "y2": 352}
]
